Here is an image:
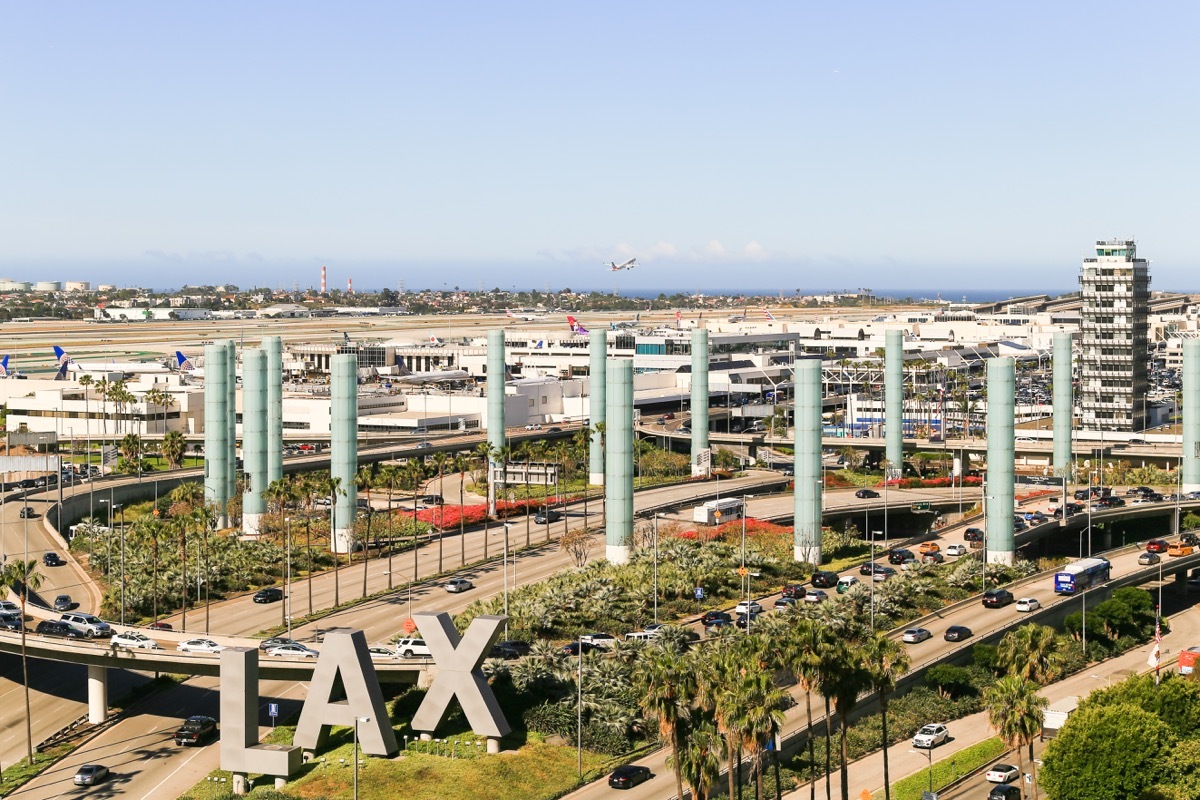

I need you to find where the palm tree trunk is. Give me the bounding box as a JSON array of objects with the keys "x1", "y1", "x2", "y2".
[
  {"x1": 807, "y1": 690, "x2": 817, "y2": 800},
  {"x1": 362, "y1": 509, "x2": 371, "y2": 598},
  {"x1": 839, "y1": 712, "x2": 850, "y2": 800},
  {"x1": 755, "y1": 747, "x2": 764, "y2": 800},
  {"x1": 823, "y1": 697, "x2": 832, "y2": 800},
  {"x1": 307, "y1": 517, "x2": 314, "y2": 616},
  {"x1": 180, "y1": 525, "x2": 188, "y2": 631},
  {"x1": 881, "y1": 695, "x2": 892, "y2": 800},
  {"x1": 459, "y1": 471, "x2": 466, "y2": 565},
  {"x1": 671, "y1": 728, "x2": 685, "y2": 800},
  {"x1": 21, "y1": 592, "x2": 34, "y2": 763},
  {"x1": 726, "y1": 733, "x2": 739, "y2": 800}
]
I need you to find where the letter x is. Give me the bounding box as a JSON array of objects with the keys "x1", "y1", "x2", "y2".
[{"x1": 410, "y1": 612, "x2": 510, "y2": 738}]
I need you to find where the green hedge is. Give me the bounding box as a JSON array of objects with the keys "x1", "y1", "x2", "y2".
[{"x1": 880, "y1": 737, "x2": 1008, "y2": 800}]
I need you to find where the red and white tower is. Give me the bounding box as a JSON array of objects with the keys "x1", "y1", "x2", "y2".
[
  {"x1": 320, "y1": 265, "x2": 327, "y2": 293},
  {"x1": 347, "y1": 278, "x2": 353, "y2": 294}
]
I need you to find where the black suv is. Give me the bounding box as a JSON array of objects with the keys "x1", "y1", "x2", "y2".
[
  {"x1": 174, "y1": 715, "x2": 218, "y2": 746},
  {"x1": 964, "y1": 528, "x2": 985, "y2": 542},
  {"x1": 855, "y1": 489, "x2": 880, "y2": 499},
  {"x1": 701, "y1": 610, "x2": 732, "y2": 627},
  {"x1": 1182, "y1": 532, "x2": 1200, "y2": 547},
  {"x1": 42, "y1": 552, "x2": 64, "y2": 567},
  {"x1": 252, "y1": 588, "x2": 284, "y2": 604},
  {"x1": 1053, "y1": 503, "x2": 1084, "y2": 519},
  {"x1": 811, "y1": 571, "x2": 839, "y2": 589},
  {"x1": 887, "y1": 548, "x2": 915, "y2": 565},
  {"x1": 982, "y1": 589, "x2": 1015, "y2": 608},
  {"x1": 35, "y1": 620, "x2": 83, "y2": 638},
  {"x1": 0, "y1": 613, "x2": 23, "y2": 632},
  {"x1": 781, "y1": 584, "x2": 806, "y2": 599}
]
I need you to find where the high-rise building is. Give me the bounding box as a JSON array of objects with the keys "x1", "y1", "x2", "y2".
[{"x1": 1079, "y1": 238, "x2": 1150, "y2": 431}]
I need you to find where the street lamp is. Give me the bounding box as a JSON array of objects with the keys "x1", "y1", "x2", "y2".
[
  {"x1": 652, "y1": 514, "x2": 660, "y2": 625},
  {"x1": 909, "y1": 748, "x2": 934, "y2": 794},
  {"x1": 353, "y1": 716, "x2": 370, "y2": 800},
  {"x1": 99, "y1": 498, "x2": 126, "y2": 626},
  {"x1": 502, "y1": 522, "x2": 512, "y2": 640},
  {"x1": 285, "y1": 516, "x2": 292, "y2": 636},
  {"x1": 740, "y1": 495, "x2": 755, "y2": 629}
]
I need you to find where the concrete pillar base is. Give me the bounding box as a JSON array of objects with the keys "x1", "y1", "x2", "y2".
[
  {"x1": 419, "y1": 732, "x2": 432, "y2": 742},
  {"x1": 606, "y1": 544, "x2": 631, "y2": 565},
  {"x1": 274, "y1": 777, "x2": 287, "y2": 789},
  {"x1": 331, "y1": 528, "x2": 355, "y2": 554},
  {"x1": 988, "y1": 551, "x2": 1016, "y2": 566},
  {"x1": 794, "y1": 545, "x2": 822, "y2": 565},
  {"x1": 486, "y1": 737, "x2": 500, "y2": 754},
  {"x1": 87, "y1": 664, "x2": 107, "y2": 724},
  {"x1": 218, "y1": 514, "x2": 230, "y2": 530},
  {"x1": 242, "y1": 512, "x2": 264, "y2": 537},
  {"x1": 232, "y1": 773, "x2": 248, "y2": 795},
  {"x1": 1184, "y1": 483, "x2": 1200, "y2": 494},
  {"x1": 589, "y1": 472, "x2": 605, "y2": 486}
]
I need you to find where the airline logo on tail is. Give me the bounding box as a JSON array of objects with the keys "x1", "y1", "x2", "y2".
[
  {"x1": 429, "y1": 336, "x2": 444, "y2": 346},
  {"x1": 175, "y1": 351, "x2": 195, "y2": 372},
  {"x1": 53, "y1": 345, "x2": 73, "y2": 368},
  {"x1": 53, "y1": 360, "x2": 69, "y2": 380},
  {"x1": 0, "y1": 355, "x2": 8, "y2": 377},
  {"x1": 567, "y1": 316, "x2": 589, "y2": 335},
  {"x1": 763, "y1": 308, "x2": 776, "y2": 321}
]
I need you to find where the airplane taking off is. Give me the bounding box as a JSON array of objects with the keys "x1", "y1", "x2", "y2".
[
  {"x1": 607, "y1": 258, "x2": 637, "y2": 272},
  {"x1": 53, "y1": 346, "x2": 171, "y2": 376},
  {"x1": 567, "y1": 315, "x2": 590, "y2": 335},
  {"x1": 506, "y1": 308, "x2": 544, "y2": 322}
]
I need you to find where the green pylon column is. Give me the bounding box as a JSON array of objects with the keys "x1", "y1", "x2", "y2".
[
  {"x1": 242, "y1": 350, "x2": 268, "y2": 536},
  {"x1": 793, "y1": 359, "x2": 823, "y2": 563},
  {"x1": 987, "y1": 357, "x2": 1016, "y2": 565},
  {"x1": 885, "y1": 329, "x2": 904, "y2": 476},
  {"x1": 691, "y1": 329, "x2": 710, "y2": 476},
  {"x1": 203, "y1": 343, "x2": 229, "y2": 527},
  {"x1": 225, "y1": 340, "x2": 237, "y2": 505},
  {"x1": 605, "y1": 359, "x2": 633, "y2": 564},
  {"x1": 265, "y1": 336, "x2": 283, "y2": 484},
  {"x1": 589, "y1": 329, "x2": 607, "y2": 486},
  {"x1": 487, "y1": 329, "x2": 506, "y2": 515},
  {"x1": 1053, "y1": 332, "x2": 1074, "y2": 476},
  {"x1": 331, "y1": 354, "x2": 358, "y2": 554},
  {"x1": 1184, "y1": 340, "x2": 1200, "y2": 493}
]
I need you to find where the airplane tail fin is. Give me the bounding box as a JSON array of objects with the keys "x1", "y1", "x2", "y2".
[
  {"x1": 175, "y1": 351, "x2": 195, "y2": 372},
  {"x1": 54, "y1": 360, "x2": 69, "y2": 380},
  {"x1": 505, "y1": 308, "x2": 515, "y2": 318},
  {"x1": 429, "y1": 336, "x2": 443, "y2": 346},
  {"x1": 567, "y1": 316, "x2": 589, "y2": 335},
  {"x1": 675, "y1": 310, "x2": 681, "y2": 329},
  {"x1": 763, "y1": 308, "x2": 776, "y2": 321},
  {"x1": 53, "y1": 345, "x2": 72, "y2": 368},
  {"x1": 0, "y1": 355, "x2": 8, "y2": 377}
]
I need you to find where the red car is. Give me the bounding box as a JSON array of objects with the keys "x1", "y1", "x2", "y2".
[{"x1": 1146, "y1": 539, "x2": 1169, "y2": 553}]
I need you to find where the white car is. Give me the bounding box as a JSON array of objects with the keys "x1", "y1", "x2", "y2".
[
  {"x1": 734, "y1": 600, "x2": 763, "y2": 615},
  {"x1": 111, "y1": 631, "x2": 160, "y2": 650},
  {"x1": 985, "y1": 763, "x2": 1020, "y2": 783},
  {"x1": 394, "y1": 638, "x2": 432, "y2": 658},
  {"x1": 1015, "y1": 597, "x2": 1041, "y2": 613},
  {"x1": 580, "y1": 633, "x2": 618, "y2": 649},
  {"x1": 524, "y1": 423, "x2": 543, "y2": 430},
  {"x1": 177, "y1": 638, "x2": 226, "y2": 654},
  {"x1": 445, "y1": 578, "x2": 474, "y2": 593},
  {"x1": 945, "y1": 544, "x2": 968, "y2": 557},
  {"x1": 0, "y1": 601, "x2": 19, "y2": 614},
  {"x1": 911, "y1": 723, "x2": 949, "y2": 748},
  {"x1": 368, "y1": 646, "x2": 398, "y2": 660},
  {"x1": 266, "y1": 643, "x2": 319, "y2": 658}
]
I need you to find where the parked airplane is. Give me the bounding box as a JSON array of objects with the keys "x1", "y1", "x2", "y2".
[
  {"x1": 609, "y1": 313, "x2": 641, "y2": 330},
  {"x1": 728, "y1": 308, "x2": 748, "y2": 323},
  {"x1": 763, "y1": 308, "x2": 776, "y2": 322},
  {"x1": 607, "y1": 258, "x2": 637, "y2": 272},
  {"x1": 0, "y1": 355, "x2": 8, "y2": 378},
  {"x1": 506, "y1": 308, "x2": 544, "y2": 322},
  {"x1": 175, "y1": 351, "x2": 195, "y2": 372},
  {"x1": 392, "y1": 363, "x2": 469, "y2": 384},
  {"x1": 53, "y1": 346, "x2": 171, "y2": 375},
  {"x1": 566, "y1": 315, "x2": 590, "y2": 335}
]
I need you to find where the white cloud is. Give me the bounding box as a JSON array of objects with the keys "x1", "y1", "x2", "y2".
[
  {"x1": 743, "y1": 241, "x2": 767, "y2": 260},
  {"x1": 703, "y1": 240, "x2": 727, "y2": 257}
]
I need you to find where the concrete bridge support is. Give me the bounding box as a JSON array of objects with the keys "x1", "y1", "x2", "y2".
[
  {"x1": 331, "y1": 354, "x2": 358, "y2": 554},
  {"x1": 203, "y1": 343, "x2": 230, "y2": 527},
  {"x1": 605, "y1": 359, "x2": 633, "y2": 564},
  {"x1": 589, "y1": 329, "x2": 607, "y2": 486},
  {"x1": 885, "y1": 329, "x2": 903, "y2": 473},
  {"x1": 691, "y1": 328, "x2": 710, "y2": 477},
  {"x1": 265, "y1": 336, "x2": 284, "y2": 484},
  {"x1": 487, "y1": 329, "x2": 506, "y2": 515},
  {"x1": 87, "y1": 664, "x2": 107, "y2": 724},
  {"x1": 1053, "y1": 332, "x2": 1073, "y2": 476},
  {"x1": 242, "y1": 349, "x2": 267, "y2": 536},
  {"x1": 793, "y1": 359, "x2": 823, "y2": 563},
  {"x1": 987, "y1": 357, "x2": 1016, "y2": 565}
]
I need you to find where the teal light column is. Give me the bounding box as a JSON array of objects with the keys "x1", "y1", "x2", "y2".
[
  {"x1": 203, "y1": 343, "x2": 229, "y2": 527},
  {"x1": 486, "y1": 329, "x2": 506, "y2": 515},
  {"x1": 987, "y1": 357, "x2": 1016, "y2": 565},
  {"x1": 885, "y1": 329, "x2": 904, "y2": 475},
  {"x1": 241, "y1": 350, "x2": 268, "y2": 536},
  {"x1": 265, "y1": 336, "x2": 283, "y2": 484},
  {"x1": 1184, "y1": 340, "x2": 1200, "y2": 493},
  {"x1": 1053, "y1": 332, "x2": 1074, "y2": 477},
  {"x1": 331, "y1": 354, "x2": 358, "y2": 554},
  {"x1": 793, "y1": 359, "x2": 823, "y2": 564},
  {"x1": 589, "y1": 329, "x2": 607, "y2": 486},
  {"x1": 691, "y1": 328, "x2": 710, "y2": 476},
  {"x1": 224, "y1": 340, "x2": 237, "y2": 505},
  {"x1": 605, "y1": 359, "x2": 633, "y2": 564}
]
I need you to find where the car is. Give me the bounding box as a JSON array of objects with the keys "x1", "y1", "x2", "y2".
[
  {"x1": 253, "y1": 587, "x2": 284, "y2": 604},
  {"x1": 533, "y1": 510, "x2": 563, "y2": 524},
  {"x1": 804, "y1": 589, "x2": 828, "y2": 603},
  {"x1": 855, "y1": 489, "x2": 880, "y2": 499},
  {"x1": 987, "y1": 785, "x2": 1023, "y2": 800},
  {"x1": 734, "y1": 600, "x2": 763, "y2": 615},
  {"x1": 149, "y1": 621, "x2": 174, "y2": 630},
  {"x1": 943, "y1": 625, "x2": 973, "y2": 642},
  {"x1": 918, "y1": 542, "x2": 941, "y2": 555},
  {"x1": 523, "y1": 423, "x2": 543, "y2": 431},
  {"x1": 416, "y1": 442, "x2": 433, "y2": 449},
  {"x1": 887, "y1": 548, "x2": 915, "y2": 565},
  {"x1": 445, "y1": 578, "x2": 474, "y2": 593},
  {"x1": 42, "y1": 552, "x2": 64, "y2": 567},
  {"x1": 174, "y1": 715, "x2": 218, "y2": 746},
  {"x1": 368, "y1": 645, "x2": 399, "y2": 660},
  {"x1": 562, "y1": 641, "x2": 603, "y2": 656},
  {"x1": 497, "y1": 639, "x2": 532, "y2": 658},
  {"x1": 1053, "y1": 502, "x2": 1084, "y2": 519},
  {"x1": 580, "y1": 633, "x2": 618, "y2": 649},
  {"x1": 911, "y1": 723, "x2": 949, "y2": 748},
  {"x1": 873, "y1": 566, "x2": 897, "y2": 581},
  {"x1": 810, "y1": 570, "x2": 839, "y2": 588},
  {"x1": 0, "y1": 600, "x2": 19, "y2": 614},
  {"x1": 964, "y1": 527, "x2": 985, "y2": 542},
  {"x1": 1182, "y1": 532, "x2": 1200, "y2": 546},
  {"x1": 0, "y1": 612, "x2": 23, "y2": 632},
  {"x1": 18, "y1": 506, "x2": 36, "y2": 518},
  {"x1": 60, "y1": 612, "x2": 112, "y2": 638},
  {"x1": 734, "y1": 612, "x2": 760, "y2": 630},
  {"x1": 781, "y1": 583, "x2": 806, "y2": 599},
  {"x1": 608, "y1": 764, "x2": 652, "y2": 789},
  {"x1": 921, "y1": 551, "x2": 945, "y2": 565},
  {"x1": 1169, "y1": 543, "x2": 1196, "y2": 557},
  {"x1": 1023, "y1": 511, "x2": 1048, "y2": 524},
  {"x1": 983, "y1": 589, "x2": 1015, "y2": 608},
  {"x1": 1146, "y1": 539, "x2": 1170, "y2": 553},
  {"x1": 945, "y1": 543, "x2": 968, "y2": 556},
  {"x1": 35, "y1": 620, "x2": 83, "y2": 639},
  {"x1": 860, "y1": 561, "x2": 887, "y2": 576},
  {"x1": 1012, "y1": 519, "x2": 1027, "y2": 532},
  {"x1": 836, "y1": 576, "x2": 860, "y2": 594},
  {"x1": 1015, "y1": 597, "x2": 1041, "y2": 613},
  {"x1": 259, "y1": 636, "x2": 302, "y2": 651},
  {"x1": 267, "y1": 643, "x2": 320, "y2": 658},
  {"x1": 177, "y1": 638, "x2": 226, "y2": 654},
  {"x1": 901, "y1": 628, "x2": 933, "y2": 644},
  {"x1": 111, "y1": 631, "x2": 161, "y2": 650},
  {"x1": 1126, "y1": 485, "x2": 1155, "y2": 497},
  {"x1": 773, "y1": 597, "x2": 799, "y2": 611},
  {"x1": 394, "y1": 638, "x2": 432, "y2": 658},
  {"x1": 74, "y1": 764, "x2": 109, "y2": 786},
  {"x1": 701, "y1": 610, "x2": 732, "y2": 627},
  {"x1": 984, "y1": 763, "x2": 1020, "y2": 783},
  {"x1": 1138, "y1": 551, "x2": 1162, "y2": 566}
]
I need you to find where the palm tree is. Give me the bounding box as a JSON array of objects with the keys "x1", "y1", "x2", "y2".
[
  {"x1": 862, "y1": 632, "x2": 911, "y2": 800},
  {"x1": 356, "y1": 465, "x2": 376, "y2": 597},
  {"x1": 263, "y1": 477, "x2": 296, "y2": 533},
  {"x1": 431, "y1": 452, "x2": 450, "y2": 572},
  {"x1": 135, "y1": 517, "x2": 165, "y2": 626},
  {"x1": 376, "y1": 464, "x2": 401, "y2": 589},
  {"x1": 94, "y1": 376, "x2": 110, "y2": 443},
  {"x1": 403, "y1": 460, "x2": 425, "y2": 587},
  {"x1": 78, "y1": 373, "x2": 94, "y2": 471},
  {"x1": 997, "y1": 624, "x2": 1065, "y2": 686},
  {"x1": 676, "y1": 715, "x2": 725, "y2": 800},
  {"x1": 473, "y1": 442, "x2": 496, "y2": 559},
  {"x1": 120, "y1": 432, "x2": 143, "y2": 475},
  {"x1": 784, "y1": 619, "x2": 828, "y2": 800},
  {"x1": 322, "y1": 474, "x2": 346, "y2": 607},
  {"x1": 162, "y1": 430, "x2": 187, "y2": 470},
  {"x1": 0, "y1": 558, "x2": 42, "y2": 764},
  {"x1": 983, "y1": 675, "x2": 1048, "y2": 793},
  {"x1": 517, "y1": 442, "x2": 534, "y2": 547},
  {"x1": 633, "y1": 644, "x2": 696, "y2": 800},
  {"x1": 453, "y1": 454, "x2": 470, "y2": 564},
  {"x1": 828, "y1": 641, "x2": 871, "y2": 800}
]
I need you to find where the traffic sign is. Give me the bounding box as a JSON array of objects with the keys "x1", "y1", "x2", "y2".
[
  {"x1": 694, "y1": 587, "x2": 705, "y2": 600},
  {"x1": 268, "y1": 702, "x2": 279, "y2": 718},
  {"x1": 911, "y1": 501, "x2": 931, "y2": 512},
  {"x1": 737, "y1": 566, "x2": 749, "y2": 577}
]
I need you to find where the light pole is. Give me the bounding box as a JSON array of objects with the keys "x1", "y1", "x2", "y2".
[
  {"x1": 652, "y1": 514, "x2": 660, "y2": 625},
  {"x1": 502, "y1": 522, "x2": 512, "y2": 640},
  {"x1": 99, "y1": 498, "x2": 125, "y2": 625},
  {"x1": 285, "y1": 516, "x2": 292, "y2": 636},
  {"x1": 353, "y1": 715, "x2": 370, "y2": 800},
  {"x1": 577, "y1": 630, "x2": 584, "y2": 778},
  {"x1": 909, "y1": 748, "x2": 934, "y2": 794}
]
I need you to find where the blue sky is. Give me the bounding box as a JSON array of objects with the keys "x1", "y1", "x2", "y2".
[{"x1": 2, "y1": 2, "x2": 1197, "y2": 293}]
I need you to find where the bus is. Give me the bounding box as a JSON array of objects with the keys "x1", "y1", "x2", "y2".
[{"x1": 1054, "y1": 557, "x2": 1111, "y2": 594}]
